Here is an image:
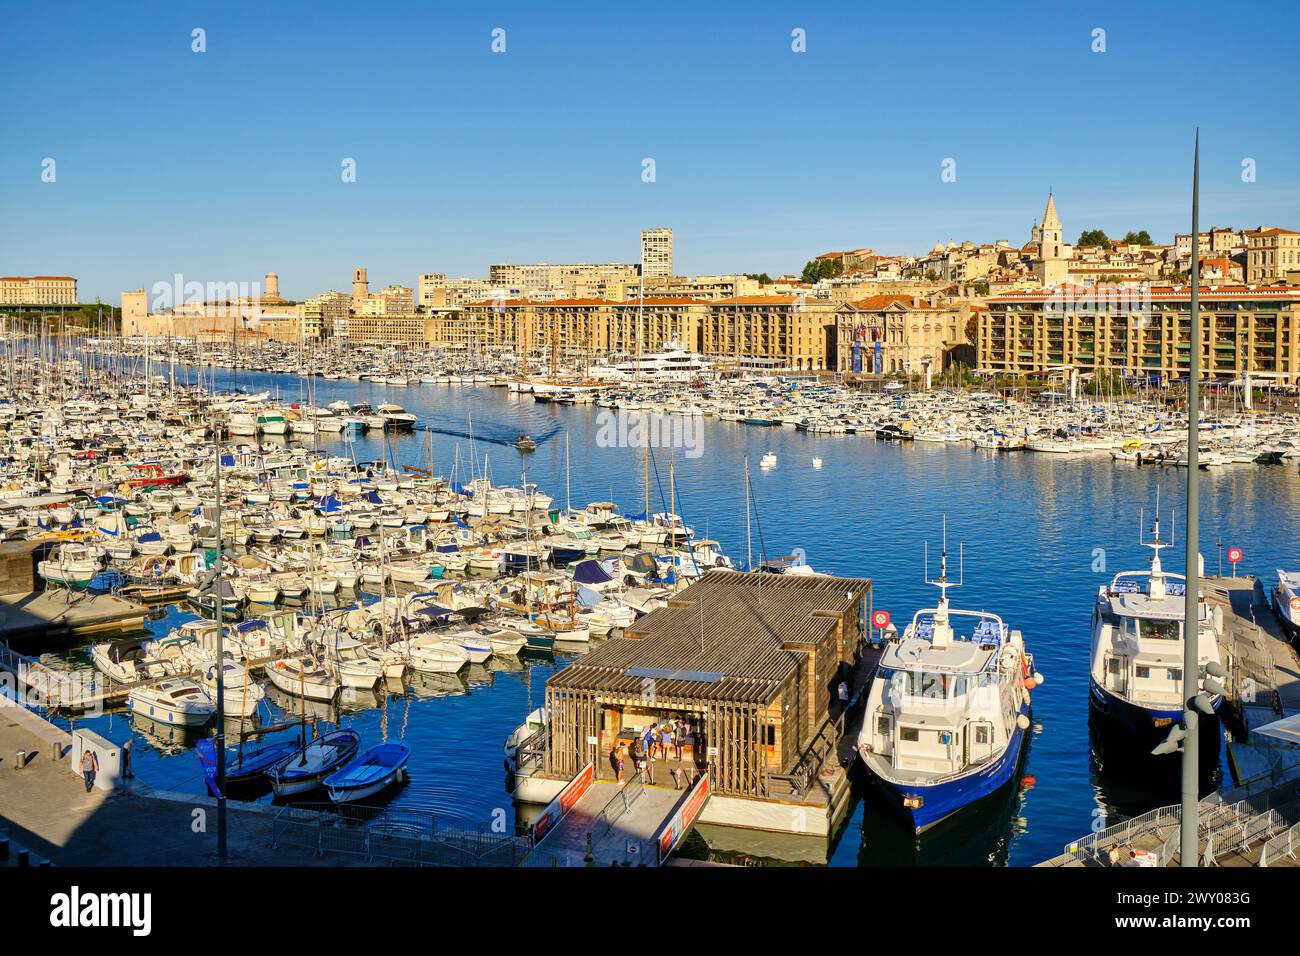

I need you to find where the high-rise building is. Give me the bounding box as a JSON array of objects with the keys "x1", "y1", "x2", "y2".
[{"x1": 641, "y1": 228, "x2": 673, "y2": 280}]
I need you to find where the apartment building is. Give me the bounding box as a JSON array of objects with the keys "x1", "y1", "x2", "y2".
[
  {"x1": 977, "y1": 284, "x2": 1300, "y2": 384},
  {"x1": 345, "y1": 311, "x2": 436, "y2": 345},
  {"x1": 1247, "y1": 228, "x2": 1300, "y2": 283},
  {"x1": 488, "y1": 262, "x2": 640, "y2": 299},
  {"x1": 640, "y1": 228, "x2": 673, "y2": 279},
  {"x1": 703, "y1": 296, "x2": 837, "y2": 370}
]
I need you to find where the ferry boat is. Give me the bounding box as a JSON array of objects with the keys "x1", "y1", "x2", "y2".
[
  {"x1": 1273, "y1": 569, "x2": 1300, "y2": 640},
  {"x1": 857, "y1": 535, "x2": 1038, "y2": 833},
  {"x1": 1088, "y1": 510, "x2": 1227, "y2": 751}
]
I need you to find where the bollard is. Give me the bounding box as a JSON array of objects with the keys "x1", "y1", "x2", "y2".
[
  {"x1": 16, "y1": 847, "x2": 29, "y2": 867},
  {"x1": 0, "y1": 835, "x2": 9, "y2": 861},
  {"x1": 14, "y1": 750, "x2": 25, "y2": 770}
]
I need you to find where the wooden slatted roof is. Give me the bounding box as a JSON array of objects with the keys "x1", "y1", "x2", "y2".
[{"x1": 548, "y1": 570, "x2": 871, "y2": 704}]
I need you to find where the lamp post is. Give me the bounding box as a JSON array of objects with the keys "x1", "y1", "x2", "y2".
[{"x1": 1180, "y1": 131, "x2": 1202, "y2": 866}]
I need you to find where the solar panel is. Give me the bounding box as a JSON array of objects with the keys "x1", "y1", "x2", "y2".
[{"x1": 626, "y1": 666, "x2": 723, "y2": 684}]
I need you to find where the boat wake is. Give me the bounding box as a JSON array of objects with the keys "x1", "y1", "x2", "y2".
[{"x1": 418, "y1": 423, "x2": 562, "y2": 448}]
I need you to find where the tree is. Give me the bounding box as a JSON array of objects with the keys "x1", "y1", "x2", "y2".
[
  {"x1": 800, "y1": 259, "x2": 843, "y2": 284},
  {"x1": 1077, "y1": 229, "x2": 1110, "y2": 248},
  {"x1": 1123, "y1": 230, "x2": 1153, "y2": 246},
  {"x1": 744, "y1": 273, "x2": 773, "y2": 284}
]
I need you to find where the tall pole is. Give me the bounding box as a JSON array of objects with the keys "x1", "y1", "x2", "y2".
[
  {"x1": 212, "y1": 412, "x2": 228, "y2": 860},
  {"x1": 1180, "y1": 130, "x2": 1201, "y2": 867}
]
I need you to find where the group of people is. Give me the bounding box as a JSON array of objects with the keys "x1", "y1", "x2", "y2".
[{"x1": 609, "y1": 717, "x2": 694, "y2": 789}]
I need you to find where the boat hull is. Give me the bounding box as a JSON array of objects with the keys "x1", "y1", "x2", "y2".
[
  {"x1": 1089, "y1": 678, "x2": 1221, "y2": 754},
  {"x1": 865, "y1": 705, "x2": 1028, "y2": 834}
]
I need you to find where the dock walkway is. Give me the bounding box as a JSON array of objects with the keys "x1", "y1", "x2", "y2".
[{"x1": 526, "y1": 776, "x2": 688, "y2": 866}]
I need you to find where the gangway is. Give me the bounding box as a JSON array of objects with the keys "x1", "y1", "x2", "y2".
[{"x1": 524, "y1": 770, "x2": 711, "y2": 866}]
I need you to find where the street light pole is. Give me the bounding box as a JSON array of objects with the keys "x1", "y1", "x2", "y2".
[{"x1": 1180, "y1": 130, "x2": 1201, "y2": 867}]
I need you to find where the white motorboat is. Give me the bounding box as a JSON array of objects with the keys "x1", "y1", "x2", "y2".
[
  {"x1": 265, "y1": 656, "x2": 341, "y2": 701},
  {"x1": 127, "y1": 679, "x2": 215, "y2": 727}
]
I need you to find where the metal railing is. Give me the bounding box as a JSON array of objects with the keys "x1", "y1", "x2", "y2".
[
  {"x1": 593, "y1": 772, "x2": 646, "y2": 842},
  {"x1": 1065, "y1": 792, "x2": 1229, "y2": 864},
  {"x1": 271, "y1": 803, "x2": 531, "y2": 867},
  {"x1": 1259, "y1": 821, "x2": 1300, "y2": 867}
]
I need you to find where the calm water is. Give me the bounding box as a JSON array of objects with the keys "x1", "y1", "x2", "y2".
[{"x1": 50, "y1": 369, "x2": 1300, "y2": 865}]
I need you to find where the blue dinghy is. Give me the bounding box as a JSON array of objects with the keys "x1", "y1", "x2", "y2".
[{"x1": 323, "y1": 742, "x2": 411, "y2": 803}]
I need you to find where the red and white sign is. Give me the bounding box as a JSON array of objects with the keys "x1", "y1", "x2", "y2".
[
  {"x1": 531, "y1": 762, "x2": 593, "y2": 844},
  {"x1": 872, "y1": 610, "x2": 891, "y2": 630},
  {"x1": 1227, "y1": 547, "x2": 1243, "y2": 564}
]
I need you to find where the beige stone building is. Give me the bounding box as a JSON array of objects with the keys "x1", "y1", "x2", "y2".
[
  {"x1": 1, "y1": 276, "x2": 77, "y2": 306},
  {"x1": 834, "y1": 294, "x2": 967, "y2": 375},
  {"x1": 345, "y1": 312, "x2": 439, "y2": 346},
  {"x1": 703, "y1": 296, "x2": 836, "y2": 371},
  {"x1": 1247, "y1": 228, "x2": 1300, "y2": 283},
  {"x1": 488, "y1": 262, "x2": 640, "y2": 300},
  {"x1": 978, "y1": 284, "x2": 1300, "y2": 384}
]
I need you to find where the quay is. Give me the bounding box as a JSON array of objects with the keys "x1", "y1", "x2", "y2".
[
  {"x1": 1042, "y1": 573, "x2": 1300, "y2": 867},
  {"x1": 512, "y1": 569, "x2": 877, "y2": 863},
  {"x1": 0, "y1": 696, "x2": 531, "y2": 867},
  {"x1": 0, "y1": 541, "x2": 149, "y2": 642}
]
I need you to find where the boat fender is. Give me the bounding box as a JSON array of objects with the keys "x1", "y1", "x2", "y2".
[
  {"x1": 1016, "y1": 714, "x2": 1030, "y2": 730},
  {"x1": 1032, "y1": 671, "x2": 1044, "y2": 685}
]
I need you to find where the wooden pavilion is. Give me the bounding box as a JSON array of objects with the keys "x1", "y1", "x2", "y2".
[{"x1": 543, "y1": 569, "x2": 872, "y2": 798}]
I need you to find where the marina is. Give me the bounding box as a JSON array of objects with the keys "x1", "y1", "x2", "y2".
[{"x1": 0, "y1": 346, "x2": 1298, "y2": 868}]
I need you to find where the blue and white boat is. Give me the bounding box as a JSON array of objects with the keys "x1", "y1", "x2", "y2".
[
  {"x1": 1088, "y1": 510, "x2": 1225, "y2": 750},
  {"x1": 857, "y1": 534, "x2": 1039, "y2": 833},
  {"x1": 268, "y1": 728, "x2": 362, "y2": 797},
  {"x1": 323, "y1": 742, "x2": 411, "y2": 802}
]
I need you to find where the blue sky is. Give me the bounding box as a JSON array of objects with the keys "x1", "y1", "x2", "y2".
[{"x1": 2, "y1": 0, "x2": 1297, "y2": 302}]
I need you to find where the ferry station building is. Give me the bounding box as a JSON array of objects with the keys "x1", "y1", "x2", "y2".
[{"x1": 541, "y1": 570, "x2": 872, "y2": 802}]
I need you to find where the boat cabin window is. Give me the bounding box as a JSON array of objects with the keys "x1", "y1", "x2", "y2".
[
  {"x1": 974, "y1": 725, "x2": 990, "y2": 745},
  {"x1": 1137, "y1": 619, "x2": 1180, "y2": 641},
  {"x1": 876, "y1": 716, "x2": 891, "y2": 736},
  {"x1": 1136, "y1": 666, "x2": 1150, "y2": 679},
  {"x1": 899, "y1": 728, "x2": 919, "y2": 743}
]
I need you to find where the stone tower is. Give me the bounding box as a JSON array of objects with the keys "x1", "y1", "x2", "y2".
[
  {"x1": 1034, "y1": 193, "x2": 1067, "y2": 288},
  {"x1": 352, "y1": 268, "x2": 368, "y2": 311},
  {"x1": 264, "y1": 272, "x2": 280, "y2": 299}
]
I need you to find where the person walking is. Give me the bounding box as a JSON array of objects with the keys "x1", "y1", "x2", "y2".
[
  {"x1": 121, "y1": 737, "x2": 133, "y2": 780},
  {"x1": 609, "y1": 742, "x2": 622, "y2": 783},
  {"x1": 673, "y1": 719, "x2": 686, "y2": 760},
  {"x1": 80, "y1": 748, "x2": 99, "y2": 793}
]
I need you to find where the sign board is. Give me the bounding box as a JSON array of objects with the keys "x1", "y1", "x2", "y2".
[
  {"x1": 872, "y1": 609, "x2": 891, "y2": 630},
  {"x1": 1227, "y1": 547, "x2": 1243, "y2": 564},
  {"x1": 531, "y1": 762, "x2": 594, "y2": 845},
  {"x1": 655, "y1": 771, "x2": 711, "y2": 864},
  {"x1": 586, "y1": 736, "x2": 598, "y2": 745},
  {"x1": 707, "y1": 746, "x2": 718, "y2": 757}
]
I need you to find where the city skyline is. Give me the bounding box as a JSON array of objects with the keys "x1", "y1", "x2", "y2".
[{"x1": 2, "y1": 1, "x2": 1298, "y2": 302}]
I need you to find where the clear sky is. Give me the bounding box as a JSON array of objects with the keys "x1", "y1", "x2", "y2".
[{"x1": 2, "y1": 0, "x2": 1297, "y2": 303}]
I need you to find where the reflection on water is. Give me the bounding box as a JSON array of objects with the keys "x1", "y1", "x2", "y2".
[{"x1": 42, "y1": 368, "x2": 1300, "y2": 864}]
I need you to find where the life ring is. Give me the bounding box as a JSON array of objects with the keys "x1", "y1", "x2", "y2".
[{"x1": 1290, "y1": 596, "x2": 1299, "y2": 612}]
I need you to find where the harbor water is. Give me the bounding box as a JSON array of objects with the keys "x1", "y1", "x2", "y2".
[{"x1": 45, "y1": 368, "x2": 1300, "y2": 865}]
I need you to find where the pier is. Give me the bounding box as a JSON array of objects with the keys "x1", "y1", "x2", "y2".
[
  {"x1": 1044, "y1": 573, "x2": 1300, "y2": 866},
  {"x1": 513, "y1": 570, "x2": 875, "y2": 859}
]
